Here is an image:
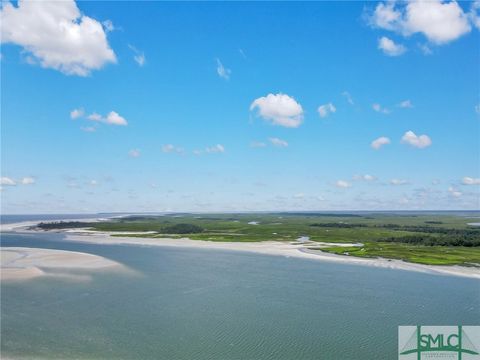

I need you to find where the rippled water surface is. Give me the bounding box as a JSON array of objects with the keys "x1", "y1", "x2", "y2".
[{"x1": 1, "y1": 232, "x2": 479, "y2": 359}]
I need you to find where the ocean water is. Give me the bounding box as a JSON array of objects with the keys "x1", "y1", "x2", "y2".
[{"x1": 1, "y1": 231, "x2": 479, "y2": 360}]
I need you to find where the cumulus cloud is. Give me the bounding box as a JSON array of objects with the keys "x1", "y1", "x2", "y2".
[
  {"x1": 470, "y1": 1, "x2": 480, "y2": 29},
  {"x1": 369, "y1": 0, "x2": 472, "y2": 45},
  {"x1": 86, "y1": 111, "x2": 127, "y2": 126},
  {"x1": 0, "y1": 177, "x2": 16, "y2": 186},
  {"x1": 318, "y1": 103, "x2": 336, "y2": 118},
  {"x1": 335, "y1": 180, "x2": 352, "y2": 188},
  {"x1": 128, "y1": 45, "x2": 145, "y2": 67},
  {"x1": 371, "y1": 136, "x2": 391, "y2": 150},
  {"x1": 21, "y1": 177, "x2": 35, "y2": 185},
  {"x1": 105, "y1": 111, "x2": 127, "y2": 126},
  {"x1": 372, "y1": 103, "x2": 390, "y2": 114},
  {"x1": 401, "y1": 130, "x2": 432, "y2": 148},
  {"x1": 378, "y1": 36, "x2": 406, "y2": 56},
  {"x1": 398, "y1": 100, "x2": 413, "y2": 108},
  {"x1": 390, "y1": 179, "x2": 409, "y2": 186},
  {"x1": 269, "y1": 137, "x2": 289, "y2": 147},
  {"x1": 129, "y1": 149, "x2": 141, "y2": 158},
  {"x1": 216, "y1": 58, "x2": 231, "y2": 80},
  {"x1": 250, "y1": 93, "x2": 304, "y2": 128},
  {"x1": 0, "y1": 0, "x2": 116, "y2": 76},
  {"x1": 70, "y1": 108, "x2": 84, "y2": 119},
  {"x1": 462, "y1": 177, "x2": 480, "y2": 185},
  {"x1": 162, "y1": 144, "x2": 184, "y2": 154}
]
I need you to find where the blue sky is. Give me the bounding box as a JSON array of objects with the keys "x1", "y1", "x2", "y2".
[{"x1": 1, "y1": 0, "x2": 479, "y2": 213}]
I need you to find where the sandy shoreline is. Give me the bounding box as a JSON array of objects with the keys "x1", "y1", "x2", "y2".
[
  {"x1": 0, "y1": 247, "x2": 128, "y2": 282},
  {"x1": 2, "y1": 219, "x2": 480, "y2": 280}
]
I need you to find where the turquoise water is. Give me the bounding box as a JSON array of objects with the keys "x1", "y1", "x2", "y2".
[{"x1": 1, "y1": 232, "x2": 479, "y2": 359}]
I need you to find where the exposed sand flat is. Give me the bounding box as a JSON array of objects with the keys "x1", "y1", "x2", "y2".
[
  {"x1": 63, "y1": 233, "x2": 480, "y2": 280},
  {"x1": 3, "y1": 219, "x2": 480, "y2": 280},
  {"x1": 1, "y1": 247, "x2": 128, "y2": 282}
]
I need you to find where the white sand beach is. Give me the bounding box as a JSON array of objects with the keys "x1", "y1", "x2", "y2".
[
  {"x1": 1, "y1": 247, "x2": 129, "y2": 282},
  {"x1": 61, "y1": 231, "x2": 480, "y2": 280},
  {"x1": 2, "y1": 219, "x2": 480, "y2": 280}
]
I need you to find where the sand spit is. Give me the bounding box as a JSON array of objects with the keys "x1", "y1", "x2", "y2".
[
  {"x1": 62, "y1": 232, "x2": 480, "y2": 280},
  {"x1": 1, "y1": 247, "x2": 129, "y2": 282},
  {"x1": 2, "y1": 219, "x2": 480, "y2": 280}
]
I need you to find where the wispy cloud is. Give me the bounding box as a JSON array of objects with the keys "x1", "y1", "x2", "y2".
[
  {"x1": 269, "y1": 137, "x2": 288, "y2": 147},
  {"x1": 335, "y1": 180, "x2": 352, "y2": 188},
  {"x1": 318, "y1": 103, "x2": 336, "y2": 118},
  {"x1": 128, "y1": 149, "x2": 141, "y2": 158},
  {"x1": 162, "y1": 144, "x2": 184, "y2": 154},
  {"x1": 216, "y1": 58, "x2": 231, "y2": 80},
  {"x1": 128, "y1": 44, "x2": 146, "y2": 67},
  {"x1": 371, "y1": 136, "x2": 391, "y2": 150}
]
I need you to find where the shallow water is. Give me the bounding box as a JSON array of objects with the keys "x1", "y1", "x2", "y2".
[{"x1": 1, "y1": 232, "x2": 479, "y2": 359}]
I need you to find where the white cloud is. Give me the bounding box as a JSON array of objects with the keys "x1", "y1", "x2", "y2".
[
  {"x1": 470, "y1": 1, "x2": 480, "y2": 29},
  {"x1": 342, "y1": 91, "x2": 354, "y2": 105},
  {"x1": 205, "y1": 144, "x2": 225, "y2": 153},
  {"x1": 21, "y1": 177, "x2": 35, "y2": 185},
  {"x1": 398, "y1": 100, "x2": 413, "y2": 108},
  {"x1": 129, "y1": 149, "x2": 141, "y2": 158},
  {"x1": 81, "y1": 126, "x2": 96, "y2": 132},
  {"x1": 105, "y1": 111, "x2": 127, "y2": 126},
  {"x1": 318, "y1": 103, "x2": 336, "y2": 118},
  {"x1": 401, "y1": 130, "x2": 432, "y2": 149},
  {"x1": 369, "y1": 0, "x2": 472, "y2": 45},
  {"x1": 378, "y1": 36, "x2": 406, "y2": 56},
  {"x1": 250, "y1": 93, "x2": 304, "y2": 128},
  {"x1": 89, "y1": 180, "x2": 98, "y2": 186},
  {"x1": 162, "y1": 144, "x2": 184, "y2": 154},
  {"x1": 475, "y1": 103, "x2": 480, "y2": 114},
  {"x1": 372, "y1": 103, "x2": 390, "y2": 114},
  {"x1": 102, "y1": 20, "x2": 115, "y2": 32},
  {"x1": 335, "y1": 180, "x2": 352, "y2": 188},
  {"x1": 293, "y1": 193, "x2": 305, "y2": 199},
  {"x1": 462, "y1": 177, "x2": 480, "y2": 185},
  {"x1": 0, "y1": 0, "x2": 116, "y2": 76},
  {"x1": 250, "y1": 141, "x2": 267, "y2": 148},
  {"x1": 128, "y1": 45, "x2": 145, "y2": 67},
  {"x1": 269, "y1": 137, "x2": 289, "y2": 147},
  {"x1": 87, "y1": 112, "x2": 103, "y2": 122},
  {"x1": 87, "y1": 111, "x2": 127, "y2": 126},
  {"x1": 353, "y1": 174, "x2": 376, "y2": 181},
  {"x1": 371, "y1": 136, "x2": 391, "y2": 150},
  {"x1": 216, "y1": 58, "x2": 231, "y2": 80},
  {"x1": 390, "y1": 179, "x2": 408, "y2": 186},
  {"x1": 0, "y1": 177, "x2": 16, "y2": 186},
  {"x1": 70, "y1": 108, "x2": 84, "y2": 119},
  {"x1": 448, "y1": 186, "x2": 462, "y2": 197}
]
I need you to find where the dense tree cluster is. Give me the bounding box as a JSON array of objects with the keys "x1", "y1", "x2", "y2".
[
  {"x1": 310, "y1": 223, "x2": 367, "y2": 228},
  {"x1": 161, "y1": 223, "x2": 204, "y2": 234},
  {"x1": 36, "y1": 221, "x2": 93, "y2": 229}
]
